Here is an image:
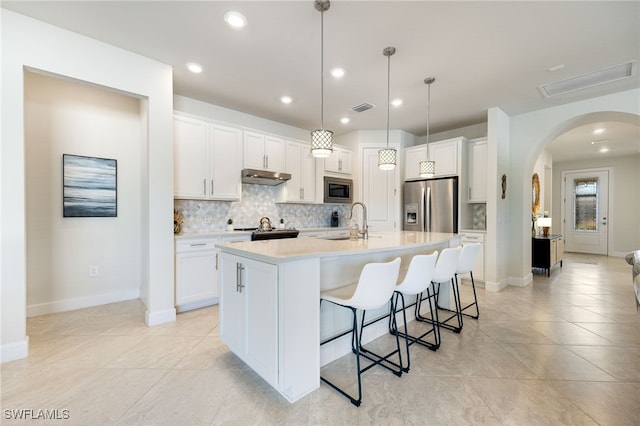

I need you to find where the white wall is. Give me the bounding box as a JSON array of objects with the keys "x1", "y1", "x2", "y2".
[
  {"x1": 2, "y1": 10, "x2": 175, "y2": 362},
  {"x1": 506, "y1": 89, "x2": 640, "y2": 283},
  {"x1": 24, "y1": 71, "x2": 142, "y2": 316},
  {"x1": 552, "y1": 154, "x2": 640, "y2": 256}
]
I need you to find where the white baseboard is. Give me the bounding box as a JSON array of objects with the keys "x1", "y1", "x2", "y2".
[
  {"x1": 145, "y1": 307, "x2": 176, "y2": 326},
  {"x1": 26, "y1": 288, "x2": 140, "y2": 317},
  {"x1": 485, "y1": 278, "x2": 510, "y2": 292},
  {"x1": 1, "y1": 338, "x2": 28, "y2": 363},
  {"x1": 507, "y1": 273, "x2": 533, "y2": 288},
  {"x1": 176, "y1": 297, "x2": 218, "y2": 313},
  {"x1": 612, "y1": 251, "x2": 631, "y2": 258}
]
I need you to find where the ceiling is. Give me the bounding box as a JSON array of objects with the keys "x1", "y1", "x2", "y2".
[{"x1": 4, "y1": 1, "x2": 640, "y2": 160}]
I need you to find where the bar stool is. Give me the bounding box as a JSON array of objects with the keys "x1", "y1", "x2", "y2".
[
  {"x1": 431, "y1": 246, "x2": 464, "y2": 333},
  {"x1": 455, "y1": 242, "x2": 482, "y2": 319},
  {"x1": 320, "y1": 257, "x2": 402, "y2": 407},
  {"x1": 389, "y1": 251, "x2": 439, "y2": 372}
]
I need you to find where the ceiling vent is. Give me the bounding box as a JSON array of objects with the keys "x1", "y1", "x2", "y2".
[
  {"x1": 539, "y1": 61, "x2": 636, "y2": 97},
  {"x1": 352, "y1": 102, "x2": 375, "y2": 113}
]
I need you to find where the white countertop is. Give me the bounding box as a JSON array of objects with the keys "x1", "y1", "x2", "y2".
[
  {"x1": 216, "y1": 231, "x2": 458, "y2": 263},
  {"x1": 174, "y1": 227, "x2": 349, "y2": 241}
]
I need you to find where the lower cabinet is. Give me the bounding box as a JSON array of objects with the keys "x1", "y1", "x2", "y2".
[
  {"x1": 219, "y1": 252, "x2": 320, "y2": 402},
  {"x1": 175, "y1": 238, "x2": 219, "y2": 312},
  {"x1": 220, "y1": 253, "x2": 279, "y2": 387},
  {"x1": 532, "y1": 235, "x2": 564, "y2": 276}
]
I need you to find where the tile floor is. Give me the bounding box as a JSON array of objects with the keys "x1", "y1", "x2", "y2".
[{"x1": 2, "y1": 253, "x2": 639, "y2": 425}]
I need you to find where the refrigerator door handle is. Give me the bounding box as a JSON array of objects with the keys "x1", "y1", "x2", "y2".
[{"x1": 425, "y1": 186, "x2": 431, "y2": 232}]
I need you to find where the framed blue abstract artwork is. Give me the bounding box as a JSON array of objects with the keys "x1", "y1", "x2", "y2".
[{"x1": 63, "y1": 154, "x2": 117, "y2": 217}]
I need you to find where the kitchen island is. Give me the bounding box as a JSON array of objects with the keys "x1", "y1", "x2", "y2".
[{"x1": 216, "y1": 231, "x2": 459, "y2": 403}]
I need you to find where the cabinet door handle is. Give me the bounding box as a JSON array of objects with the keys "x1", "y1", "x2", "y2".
[
  {"x1": 215, "y1": 253, "x2": 218, "y2": 270},
  {"x1": 300, "y1": 187, "x2": 304, "y2": 199},
  {"x1": 338, "y1": 159, "x2": 342, "y2": 171},
  {"x1": 211, "y1": 179, "x2": 214, "y2": 196},
  {"x1": 203, "y1": 178, "x2": 206, "y2": 195},
  {"x1": 236, "y1": 262, "x2": 245, "y2": 293},
  {"x1": 266, "y1": 155, "x2": 269, "y2": 169},
  {"x1": 189, "y1": 243, "x2": 207, "y2": 247}
]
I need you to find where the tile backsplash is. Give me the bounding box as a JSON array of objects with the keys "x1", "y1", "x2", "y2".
[
  {"x1": 472, "y1": 203, "x2": 486, "y2": 230},
  {"x1": 175, "y1": 184, "x2": 350, "y2": 232}
]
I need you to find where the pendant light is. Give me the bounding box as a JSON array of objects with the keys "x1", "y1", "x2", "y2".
[
  {"x1": 419, "y1": 77, "x2": 436, "y2": 178},
  {"x1": 378, "y1": 46, "x2": 397, "y2": 171},
  {"x1": 310, "y1": 0, "x2": 333, "y2": 158}
]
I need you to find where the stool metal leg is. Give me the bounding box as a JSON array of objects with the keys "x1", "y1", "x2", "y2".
[
  {"x1": 434, "y1": 279, "x2": 464, "y2": 333},
  {"x1": 457, "y1": 271, "x2": 480, "y2": 319},
  {"x1": 320, "y1": 305, "x2": 362, "y2": 407},
  {"x1": 358, "y1": 300, "x2": 404, "y2": 377}
]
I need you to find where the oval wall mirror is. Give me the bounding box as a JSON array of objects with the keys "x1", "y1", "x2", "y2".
[{"x1": 532, "y1": 173, "x2": 540, "y2": 214}]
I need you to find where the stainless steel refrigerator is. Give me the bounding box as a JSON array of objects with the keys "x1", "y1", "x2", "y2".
[{"x1": 403, "y1": 177, "x2": 458, "y2": 233}]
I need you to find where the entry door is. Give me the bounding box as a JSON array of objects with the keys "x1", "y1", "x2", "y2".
[
  {"x1": 362, "y1": 147, "x2": 398, "y2": 231},
  {"x1": 563, "y1": 170, "x2": 609, "y2": 254}
]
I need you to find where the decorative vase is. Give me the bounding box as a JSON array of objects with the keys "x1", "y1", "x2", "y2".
[
  {"x1": 531, "y1": 221, "x2": 536, "y2": 237},
  {"x1": 174, "y1": 223, "x2": 182, "y2": 234}
]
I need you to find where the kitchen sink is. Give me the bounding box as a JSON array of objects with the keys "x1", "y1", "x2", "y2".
[{"x1": 317, "y1": 234, "x2": 350, "y2": 240}]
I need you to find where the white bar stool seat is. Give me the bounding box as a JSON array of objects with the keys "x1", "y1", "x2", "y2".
[
  {"x1": 455, "y1": 242, "x2": 482, "y2": 319},
  {"x1": 431, "y1": 246, "x2": 464, "y2": 333},
  {"x1": 320, "y1": 257, "x2": 402, "y2": 407},
  {"x1": 390, "y1": 251, "x2": 439, "y2": 372}
]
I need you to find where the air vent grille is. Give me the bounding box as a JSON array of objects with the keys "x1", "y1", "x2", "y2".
[
  {"x1": 539, "y1": 61, "x2": 636, "y2": 98},
  {"x1": 352, "y1": 102, "x2": 375, "y2": 113}
]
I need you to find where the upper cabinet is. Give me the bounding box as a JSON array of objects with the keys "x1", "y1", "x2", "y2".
[
  {"x1": 467, "y1": 138, "x2": 488, "y2": 203},
  {"x1": 279, "y1": 140, "x2": 317, "y2": 203},
  {"x1": 403, "y1": 137, "x2": 466, "y2": 180},
  {"x1": 324, "y1": 145, "x2": 352, "y2": 175},
  {"x1": 403, "y1": 145, "x2": 429, "y2": 180},
  {"x1": 243, "y1": 131, "x2": 285, "y2": 172},
  {"x1": 173, "y1": 114, "x2": 242, "y2": 201}
]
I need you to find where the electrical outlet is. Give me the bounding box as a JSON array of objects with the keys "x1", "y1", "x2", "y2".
[{"x1": 89, "y1": 265, "x2": 98, "y2": 277}]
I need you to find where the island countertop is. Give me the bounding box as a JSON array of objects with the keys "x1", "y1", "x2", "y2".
[{"x1": 215, "y1": 231, "x2": 458, "y2": 263}]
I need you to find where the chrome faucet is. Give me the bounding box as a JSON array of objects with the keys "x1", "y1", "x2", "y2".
[{"x1": 349, "y1": 202, "x2": 368, "y2": 240}]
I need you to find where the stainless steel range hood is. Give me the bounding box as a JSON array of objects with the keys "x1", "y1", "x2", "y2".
[{"x1": 241, "y1": 169, "x2": 291, "y2": 186}]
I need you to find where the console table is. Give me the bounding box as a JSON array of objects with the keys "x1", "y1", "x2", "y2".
[{"x1": 532, "y1": 234, "x2": 564, "y2": 276}]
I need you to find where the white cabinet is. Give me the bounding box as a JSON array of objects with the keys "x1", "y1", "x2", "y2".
[
  {"x1": 173, "y1": 114, "x2": 243, "y2": 200},
  {"x1": 219, "y1": 253, "x2": 279, "y2": 387},
  {"x1": 243, "y1": 131, "x2": 285, "y2": 172},
  {"x1": 280, "y1": 140, "x2": 316, "y2": 203},
  {"x1": 428, "y1": 138, "x2": 462, "y2": 177},
  {"x1": 459, "y1": 231, "x2": 485, "y2": 282},
  {"x1": 468, "y1": 138, "x2": 488, "y2": 203},
  {"x1": 403, "y1": 145, "x2": 429, "y2": 180},
  {"x1": 324, "y1": 145, "x2": 352, "y2": 175},
  {"x1": 175, "y1": 238, "x2": 219, "y2": 312},
  {"x1": 402, "y1": 137, "x2": 465, "y2": 180}
]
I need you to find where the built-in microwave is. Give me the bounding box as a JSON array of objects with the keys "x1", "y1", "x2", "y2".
[{"x1": 323, "y1": 176, "x2": 353, "y2": 204}]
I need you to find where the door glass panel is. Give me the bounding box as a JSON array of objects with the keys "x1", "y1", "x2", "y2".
[{"x1": 574, "y1": 178, "x2": 598, "y2": 232}]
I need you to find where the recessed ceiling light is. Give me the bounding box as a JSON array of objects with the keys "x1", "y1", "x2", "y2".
[
  {"x1": 391, "y1": 99, "x2": 403, "y2": 107},
  {"x1": 547, "y1": 64, "x2": 565, "y2": 72},
  {"x1": 593, "y1": 127, "x2": 606, "y2": 135},
  {"x1": 224, "y1": 11, "x2": 247, "y2": 29},
  {"x1": 340, "y1": 117, "x2": 350, "y2": 124},
  {"x1": 186, "y1": 63, "x2": 203, "y2": 74},
  {"x1": 280, "y1": 96, "x2": 292, "y2": 104},
  {"x1": 331, "y1": 68, "x2": 345, "y2": 78},
  {"x1": 599, "y1": 147, "x2": 609, "y2": 153}
]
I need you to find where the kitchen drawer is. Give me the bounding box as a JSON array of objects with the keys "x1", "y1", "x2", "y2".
[
  {"x1": 176, "y1": 238, "x2": 218, "y2": 253},
  {"x1": 460, "y1": 232, "x2": 484, "y2": 243}
]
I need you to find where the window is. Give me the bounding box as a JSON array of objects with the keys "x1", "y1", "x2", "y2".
[{"x1": 573, "y1": 178, "x2": 598, "y2": 231}]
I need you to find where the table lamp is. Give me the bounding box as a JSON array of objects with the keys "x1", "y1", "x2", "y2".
[{"x1": 537, "y1": 217, "x2": 552, "y2": 237}]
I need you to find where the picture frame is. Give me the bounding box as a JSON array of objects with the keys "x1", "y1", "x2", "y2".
[{"x1": 63, "y1": 154, "x2": 117, "y2": 217}]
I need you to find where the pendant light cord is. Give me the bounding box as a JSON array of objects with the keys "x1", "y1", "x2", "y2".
[
  {"x1": 386, "y1": 50, "x2": 390, "y2": 148},
  {"x1": 320, "y1": 8, "x2": 324, "y2": 130}
]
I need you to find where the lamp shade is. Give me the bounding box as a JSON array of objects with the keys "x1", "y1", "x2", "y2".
[
  {"x1": 378, "y1": 148, "x2": 397, "y2": 170},
  {"x1": 310, "y1": 129, "x2": 333, "y2": 158},
  {"x1": 419, "y1": 160, "x2": 435, "y2": 178},
  {"x1": 536, "y1": 217, "x2": 552, "y2": 228}
]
